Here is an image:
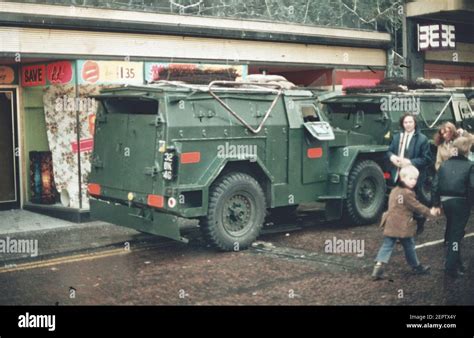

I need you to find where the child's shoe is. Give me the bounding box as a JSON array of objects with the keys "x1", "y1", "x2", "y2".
[{"x1": 371, "y1": 263, "x2": 384, "y2": 280}]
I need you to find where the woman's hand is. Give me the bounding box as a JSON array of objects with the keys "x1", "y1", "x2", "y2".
[
  {"x1": 390, "y1": 155, "x2": 401, "y2": 167},
  {"x1": 457, "y1": 128, "x2": 465, "y2": 136},
  {"x1": 400, "y1": 158, "x2": 412, "y2": 167}
]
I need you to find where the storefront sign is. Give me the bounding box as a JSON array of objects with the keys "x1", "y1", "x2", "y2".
[
  {"x1": 145, "y1": 63, "x2": 247, "y2": 83},
  {"x1": 71, "y1": 138, "x2": 94, "y2": 153},
  {"x1": 78, "y1": 60, "x2": 143, "y2": 84},
  {"x1": 418, "y1": 24, "x2": 455, "y2": 51},
  {"x1": 0, "y1": 66, "x2": 15, "y2": 84},
  {"x1": 47, "y1": 61, "x2": 73, "y2": 84},
  {"x1": 342, "y1": 78, "x2": 380, "y2": 89},
  {"x1": 70, "y1": 114, "x2": 96, "y2": 153},
  {"x1": 22, "y1": 64, "x2": 46, "y2": 87}
]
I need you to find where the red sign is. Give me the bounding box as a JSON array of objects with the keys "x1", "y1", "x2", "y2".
[
  {"x1": 81, "y1": 61, "x2": 100, "y2": 84},
  {"x1": 0, "y1": 66, "x2": 15, "y2": 84},
  {"x1": 22, "y1": 64, "x2": 46, "y2": 87},
  {"x1": 71, "y1": 138, "x2": 94, "y2": 153},
  {"x1": 342, "y1": 78, "x2": 380, "y2": 89},
  {"x1": 47, "y1": 61, "x2": 73, "y2": 84}
]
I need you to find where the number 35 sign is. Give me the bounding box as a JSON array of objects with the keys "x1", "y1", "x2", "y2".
[{"x1": 417, "y1": 24, "x2": 455, "y2": 51}]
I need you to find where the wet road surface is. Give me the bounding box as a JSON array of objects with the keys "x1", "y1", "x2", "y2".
[{"x1": 0, "y1": 212, "x2": 473, "y2": 305}]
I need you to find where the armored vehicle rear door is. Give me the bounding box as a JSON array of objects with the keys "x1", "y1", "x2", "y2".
[
  {"x1": 299, "y1": 103, "x2": 331, "y2": 184},
  {"x1": 93, "y1": 97, "x2": 158, "y2": 193}
]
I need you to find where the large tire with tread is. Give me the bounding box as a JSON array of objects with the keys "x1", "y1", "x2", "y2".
[
  {"x1": 200, "y1": 172, "x2": 266, "y2": 251},
  {"x1": 343, "y1": 160, "x2": 386, "y2": 225}
]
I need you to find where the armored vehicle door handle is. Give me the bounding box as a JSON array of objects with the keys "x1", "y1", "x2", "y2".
[
  {"x1": 150, "y1": 115, "x2": 164, "y2": 126},
  {"x1": 96, "y1": 114, "x2": 107, "y2": 123},
  {"x1": 144, "y1": 165, "x2": 160, "y2": 177},
  {"x1": 92, "y1": 157, "x2": 104, "y2": 169}
]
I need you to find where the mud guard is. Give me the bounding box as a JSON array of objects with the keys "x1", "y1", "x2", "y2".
[
  {"x1": 325, "y1": 199, "x2": 343, "y2": 221},
  {"x1": 90, "y1": 199, "x2": 188, "y2": 243}
]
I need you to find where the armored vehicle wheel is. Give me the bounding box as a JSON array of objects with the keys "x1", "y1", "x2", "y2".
[
  {"x1": 201, "y1": 172, "x2": 266, "y2": 251},
  {"x1": 343, "y1": 160, "x2": 386, "y2": 225}
]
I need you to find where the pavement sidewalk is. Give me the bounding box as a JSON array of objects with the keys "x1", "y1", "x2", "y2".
[
  {"x1": 0, "y1": 209, "x2": 328, "y2": 263},
  {"x1": 0, "y1": 209, "x2": 150, "y2": 263}
]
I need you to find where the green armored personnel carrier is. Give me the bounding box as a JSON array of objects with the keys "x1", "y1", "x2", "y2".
[
  {"x1": 88, "y1": 80, "x2": 389, "y2": 251},
  {"x1": 322, "y1": 89, "x2": 474, "y2": 145},
  {"x1": 320, "y1": 86, "x2": 474, "y2": 203}
]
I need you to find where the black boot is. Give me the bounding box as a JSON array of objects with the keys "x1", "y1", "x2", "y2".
[
  {"x1": 413, "y1": 264, "x2": 430, "y2": 275},
  {"x1": 445, "y1": 269, "x2": 464, "y2": 278}
]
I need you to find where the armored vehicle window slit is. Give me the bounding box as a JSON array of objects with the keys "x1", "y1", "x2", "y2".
[
  {"x1": 301, "y1": 105, "x2": 320, "y2": 122},
  {"x1": 102, "y1": 98, "x2": 158, "y2": 115},
  {"x1": 460, "y1": 102, "x2": 473, "y2": 118}
]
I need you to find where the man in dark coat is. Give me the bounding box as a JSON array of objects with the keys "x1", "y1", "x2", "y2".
[
  {"x1": 386, "y1": 114, "x2": 432, "y2": 193},
  {"x1": 386, "y1": 113, "x2": 433, "y2": 234},
  {"x1": 432, "y1": 136, "x2": 473, "y2": 278}
]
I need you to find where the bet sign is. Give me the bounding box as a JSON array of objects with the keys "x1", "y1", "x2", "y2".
[{"x1": 417, "y1": 24, "x2": 455, "y2": 51}]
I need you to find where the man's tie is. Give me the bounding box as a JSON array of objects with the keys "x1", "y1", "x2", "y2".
[
  {"x1": 399, "y1": 132, "x2": 408, "y2": 159},
  {"x1": 394, "y1": 132, "x2": 408, "y2": 183}
]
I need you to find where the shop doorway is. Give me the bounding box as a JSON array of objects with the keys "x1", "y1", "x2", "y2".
[{"x1": 0, "y1": 89, "x2": 20, "y2": 210}]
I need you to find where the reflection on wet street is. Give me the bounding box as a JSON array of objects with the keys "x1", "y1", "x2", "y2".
[{"x1": 0, "y1": 214, "x2": 473, "y2": 305}]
